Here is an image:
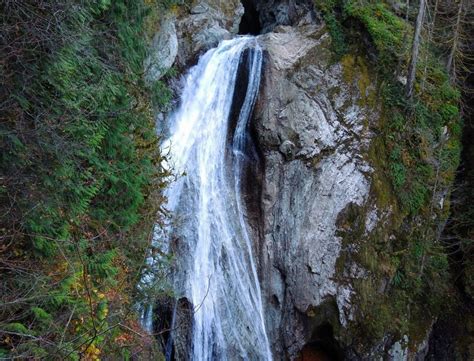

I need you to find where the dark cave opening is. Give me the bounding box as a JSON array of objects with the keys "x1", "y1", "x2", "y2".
[
  {"x1": 297, "y1": 323, "x2": 344, "y2": 361},
  {"x1": 239, "y1": 0, "x2": 262, "y2": 35}
]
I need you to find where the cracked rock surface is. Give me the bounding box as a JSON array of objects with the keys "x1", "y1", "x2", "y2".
[{"x1": 254, "y1": 25, "x2": 380, "y2": 359}]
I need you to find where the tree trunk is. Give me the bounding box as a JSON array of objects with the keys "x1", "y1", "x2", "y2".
[
  {"x1": 421, "y1": 0, "x2": 440, "y2": 90},
  {"x1": 447, "y1": 0, "x2": 464, "y2": 84},
  {"x1": 406, "y1": 0, "x2": 426, "y2": 99}
]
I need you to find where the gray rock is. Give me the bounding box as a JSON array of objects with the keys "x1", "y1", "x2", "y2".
[
  {"x1": 175, "y1": 0, "x2": 244, "y2": 68},
  {"x1": 254, "y1": 24, "x2": 379, "y2": 359},
  {"x1": 145, "y1": 16, "x2": 178, "y2": 82},
  {"x1": 279, "y1": 140, "x2": 296, "y2": 160},
  {"x1": 388, "y1": 336, "x2": 408, "y2": 361},
  {"x1": 146, "y1": 1, "x2": 244, "y2": 76}
]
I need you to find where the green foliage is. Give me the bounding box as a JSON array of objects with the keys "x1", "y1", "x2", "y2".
[
  {"x1": 314, "y1": 0, "x2": 408, "y2": 63},
  {"x1": 31, "y1": 307, "x2": 53, "y2": 324},
  {"x1": 87, "y1": 250, "x2": 119, "y2": 281},
  {"x1": 3, "y1": 323, "x2": 31, "y2": 335},
  {"x1": 321, "y1": 4, "x2": 453, "y2": 235},
  {"x1": 326, "y1": 13, "x2": 348, "y2": 56},
  {"x1": 313, "y1": 0, "x2": 347, "y2": 56},
  {"x1": 344, "y1": 1, "x2": 407, "y2": 65},
  {"x1": 389, "y1": 146, "x2": 407, "y2": 189},
  {"x1": 382, "y1": 76, "x2": 460, "y2": 214},
  {"x1": 0, "y1": 0, "x2": 171, "y2": 358}
]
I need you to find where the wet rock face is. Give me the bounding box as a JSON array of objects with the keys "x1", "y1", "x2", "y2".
[
  {"x1": 251, "y1": 0, "x2": 317, "y2": 33},
  {"x1": 254, "y1": 25, "x2": 380, "y2": 359}
]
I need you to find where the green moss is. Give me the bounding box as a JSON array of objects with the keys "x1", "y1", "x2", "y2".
[
  {"x1": 335, "y1": 202, "x2": 367, "y2": 277},
  {"x1": 341, "y1": 54, "x2": 377, "y2": 108},
  {"x1": 325, "y1": 13, "x2": 348, "y2": 57},
  {"x1": 367, "y1": 133, "x2": 401, "y2": 217},
  {"x1": 344, "y1": 2, "x2": 408, "y2": 66},
  {"x1": 354, "y1": 280, "x2": 395, "y2": 340}
]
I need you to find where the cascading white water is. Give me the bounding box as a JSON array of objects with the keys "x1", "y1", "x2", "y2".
[{"x1": 144, "y1": 36, "x2": 272, "y2": 360}]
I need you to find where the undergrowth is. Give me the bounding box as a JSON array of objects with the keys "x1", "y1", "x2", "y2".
[{"x1": 0, "y1": 0, "x2": 175, "y2": 359}]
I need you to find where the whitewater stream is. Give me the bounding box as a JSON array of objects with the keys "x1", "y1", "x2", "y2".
[{"x1": 142, "y1": 36, "x2": 272, "y2": 360}]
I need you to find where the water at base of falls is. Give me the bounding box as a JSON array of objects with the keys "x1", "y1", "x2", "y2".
[{"x1": 142, "y1": 36, "x2": 272, "y2": 360}]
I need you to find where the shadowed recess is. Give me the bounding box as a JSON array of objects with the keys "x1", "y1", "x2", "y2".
[{"x1": 239, "y1": 0, "x2": 262, "y2": 34}]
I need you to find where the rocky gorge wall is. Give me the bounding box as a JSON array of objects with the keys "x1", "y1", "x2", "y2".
[
  {"x1": 254, "y1": 24, "x2": 375, "y2": 358},
  {"x1": 148, "y1": 1, "x2": 467, "y2": 360}
]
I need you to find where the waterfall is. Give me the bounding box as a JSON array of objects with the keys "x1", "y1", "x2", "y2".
[{"x1": 145, "y1": 36, "x2": 272, "y2": 360}]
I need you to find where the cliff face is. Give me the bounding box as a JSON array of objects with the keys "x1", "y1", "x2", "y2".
[
  {"x1": 255, "y1": 25, "x2": 375, "y2": 358},
  {"x1": 150, "y1": 1, "x2": 464, "y2": 360}
]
